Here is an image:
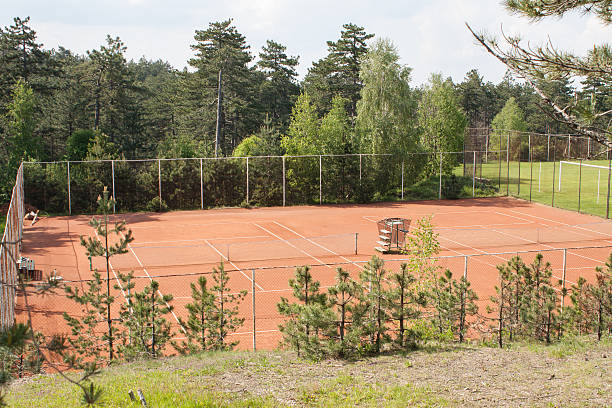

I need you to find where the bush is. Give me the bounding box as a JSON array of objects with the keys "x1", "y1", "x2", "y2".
[
  {"x1": 146, "y1": 196, "x2": 168, "y2": 212},
  {"x1": 442, "y1": 174, "x2": 461, "y2": 199}
]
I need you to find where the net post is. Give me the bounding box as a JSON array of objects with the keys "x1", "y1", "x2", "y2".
[
  {"x1": 463, "y1": 255, "x2": 468, "y2": 279},
  {"x1": 438, "y1": 152, "x2": 442, "y2": 200},
  {"x1": 472, "y1": 151, "x2": 476, "y2": 197},
  {"x1": 319, "y1": 155, "x2": 322, "y2": 205},
  {"x1": 607, "y1": 157, "x2": 611, "y2": 218},
  {"x1": 111, "y1": 160, "x2": 116, "y2": 213},
  {"x1": 246, "y1": 157, "x2": 249, "y2": 205},
  {"x1": 252, "y1": 269, "x2": 256, "y2": 352},
  {"x1": 158, "y1": 159, "x2": 162, "y2": 210},
  {"x1": 282, "y1": 156, "x2": 286, "y2": 207},
  {"x1": 578, "y1": 159, "x2": 582, "y2": 212},
  {"x1": 561, "y1": 248, "x2": 567, "y2": 311},
  {"x1": 355, "y1": 233, "x2": 358, "y2": 255},
  {"x1": 200, "y1": 158, "x2": 204, "y2": 210},
  {"x1": 67, "y1": 161, "x2": 71, "y2": 215},
  {"x1": 401, "y1": 160, "x2": 404, "y2": 200}
]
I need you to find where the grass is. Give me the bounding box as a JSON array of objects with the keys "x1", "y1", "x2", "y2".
[
  {"x1": 456, "y1": 160, "x2": 612, "y2": 218},
  {"x1": 298, "y1": 375, "x2": 450, "y2": 407},
  {"x1": 7, "y1": 338, "x2": 612, "y2": 407}
]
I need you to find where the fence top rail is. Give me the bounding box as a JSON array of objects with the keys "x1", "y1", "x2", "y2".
[
  {"x1": 468, "y1": 127, "x2": 596, "y2": 140},
  {"x1": 22, "y1": 150, "x2": 490, "y2": 165}
]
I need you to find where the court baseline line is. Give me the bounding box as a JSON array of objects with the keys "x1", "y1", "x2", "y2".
[{"x1": 132, "y1": 235, "x2": 269, "y2": 245}]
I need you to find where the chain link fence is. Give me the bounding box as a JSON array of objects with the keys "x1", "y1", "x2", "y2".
[
  {"x1": 17, "y1": 244, "x2": 612, "y2": 354},
  {"x1": 0, "y1": 163, "x2": 24, "y2": 330}
]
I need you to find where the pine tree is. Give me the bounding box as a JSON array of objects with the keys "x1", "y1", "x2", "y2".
[
  {"x1": 303, "y1": 23, "x2": 373, "y2": 117},
  {"x1": 117, "y1": 278, "x2": 174, "y2": 359},
  {"x1": 327, "y1": 267, "x2": 362, "y2": 357},
  {"x1": 359, "y1": 256, "x2": 390, "y2": 354},
  {"x1": 277, "y1": 266, "x2": 328, "y2": 356},
  {"x1": 257, "y1": 40, "x2": 299, "y2": 130},
  {"x1": 79, "y1": 187, "x2": 134, "y2": 360},
  {"x1": 173, "y1": 276, "x2": 214, "y2": 354},
  {"x1": 208, "y1": 263, "x2": 247, "y2": 350},
  {"x1": 390, "y1": 263, "x2": 424, "y2": 348},
  {"x1": 183, "y1": 19, "x2": 259, "y2": 156}
]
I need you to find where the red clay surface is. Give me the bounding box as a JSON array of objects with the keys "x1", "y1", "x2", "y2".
[{"x1": 16, "y1": 197, "x2": 612, "y2": 351}]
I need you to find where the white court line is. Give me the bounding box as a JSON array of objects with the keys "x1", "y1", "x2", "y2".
[
  {"x1": 132, "y1": 235, "x2": 269, "y2": 245},
  {"x1": 254, "y1": 223, "x2": 332, "y2": 268},
  {"x1": 362, "y1": 215, "x2": 532, "y2": 229},
  {"x1": 203, "y1": 239, "x2": 265, "y2": 291},
  {"x1": 273, "y1": 221, "x2": 374, "y2": 272},
  {"x1": 124, "y1": 241, "x2": 187, "y2": 334}
]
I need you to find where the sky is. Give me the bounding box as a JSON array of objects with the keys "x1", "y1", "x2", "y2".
[{"x1": 1, "y1": 0, "x2": 609, "y2": 86}]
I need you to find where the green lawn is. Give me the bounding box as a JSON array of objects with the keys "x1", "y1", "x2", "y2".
[{"x1": 459, "y1": 160, "x2": 612, "y2": 218}]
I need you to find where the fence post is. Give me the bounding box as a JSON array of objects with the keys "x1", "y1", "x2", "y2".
[
  {"x1": 558, "y1": 162, "x2": 562, "y2": 192},
  {"x1": 158, "y1": 159, "x2": 162, "y2": 210},
  {"x1": 401, "y1": 160, "x2": 405, "y2": 200},
  {"x1": 578, "y1": 159, "x2": 582, "y2": 212},
  {"x1": 517, "y1": 141, "x2": 521, "y2": 196},
  {"x1": 359, "y1": 154, "x2": 362, "y2": 182},
  {"x1": 506, "y1": 133, "x2": 510, "y2": 196},
  {"x1": 607, "y1": 157, "x2": 611, "y2": 218},
  {"x1": 438, "y1": 152, "x2": 442, "y2": 200},
  {"x1": 547, "y1": 133, "x2": 550, "y2": 161},
  {"x1": 552, "y1": 138, "x2": 557, "y2": 207},
  {"x1": 529, "y1": 135, "x2": 533, "y2": 202},
  {"x1": 472, "y1": 151, "x2": 476, "y2": 197},
  {"x1": 111, "y1": 160, "x2": 116, "y2": 213},
  {"x1": 498, "y1": 131, "x2": 502, "y2": 190},
  {"x1": 463, "y1": 255, "x2": 468, "y2": 279},
  {"x1": 561, "y1": 249, "x2": 567, "y2": 311},
  {"x1": 319, "y1": 155, "x2": 322, "y2": 205},
  {"x1": 67, "y1": 161, "x2": 71, "y2": 215},
  {"x1": 282, "y1": 156, "x2": 286, "y2": 207},
  {"x1": 252, "y1": 269, "x2": 256, "y2": 352},
  {"x1": 200, "y1": 158, "x2": 204, "y2": 209},
  {"x1": 246, "y1": 157, "x2": 249, "y2": 205}
]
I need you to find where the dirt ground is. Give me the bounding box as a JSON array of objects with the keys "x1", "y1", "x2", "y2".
[{"x1": 192, "y1": 342, "x2": 612, "y2": 407}]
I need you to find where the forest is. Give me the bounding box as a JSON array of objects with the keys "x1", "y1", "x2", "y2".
[{"x1": 1, "y1": 16, "x2": 608, "y2": 204}]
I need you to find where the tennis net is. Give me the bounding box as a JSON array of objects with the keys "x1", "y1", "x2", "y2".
[
  {"x1": 432, "y1": 222, "x2": 612, "y2": 252},
  {"x1": 226, "y1": 233, "x2": 358, "y2": 262}
]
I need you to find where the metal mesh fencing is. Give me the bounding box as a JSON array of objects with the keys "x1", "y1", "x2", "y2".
[
  {"x1": 18, "y1": 243, "x2": 612, "y2": 355},
  {"x1": 1, "y1": 163, "x2": 24, "y2": 330}
]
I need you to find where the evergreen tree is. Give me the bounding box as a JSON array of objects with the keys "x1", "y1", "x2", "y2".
[
  {"x1": 173, "y1": 276, "x2": 214, "y2": 353},
  {"x1": 257, "y1": 40, "x2": 300, "y2": 130},
  {"x1": 358, "y1": 256, "x2": 390, "y2": 354},
  {"x1": 303, "y1": 23, "x2": 374, "y2": 117},
  {"x1": 183, "y1": 19, "x2": 259, "y2": 156},
  {"x1": 208, "y1": 263, "x2": 247, "y2": 350},
  {"x1": 327, "y1": 267, "x2": 363, "y2": 357},
  {"x1": 389, "y1": 263, "x2": 424, "y2": 348}
]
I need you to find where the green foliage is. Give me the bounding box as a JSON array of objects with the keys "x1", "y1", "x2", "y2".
[
  {"x1": 174, "y1": 276, "x2": 215, "y2": 353},
  {"x1": 208, "y1": 263, "x2": 247, "y2": 350},
  {"x1": 116, "y1": 277, "x2": 175, "y2": 359},
  {"x1": 418, "y1": 74, "x2": 467, "y2": 175},
  {"x1": 66, "y1": 129, "x2": 94, "y2": 161},
  {"x1": 442, "y1": 174, "x2": 462, "y2": 199},
  {"x1": 145, "y1": 196, "x2": 168, "y2": 212},
  {"x1": 358, "y1": 256, "x2": 392, "y2": 354}
]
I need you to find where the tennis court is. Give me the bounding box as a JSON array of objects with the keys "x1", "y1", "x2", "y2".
[{"x1": 16, "y1": 196, "x2": 612, "y2": 350}]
